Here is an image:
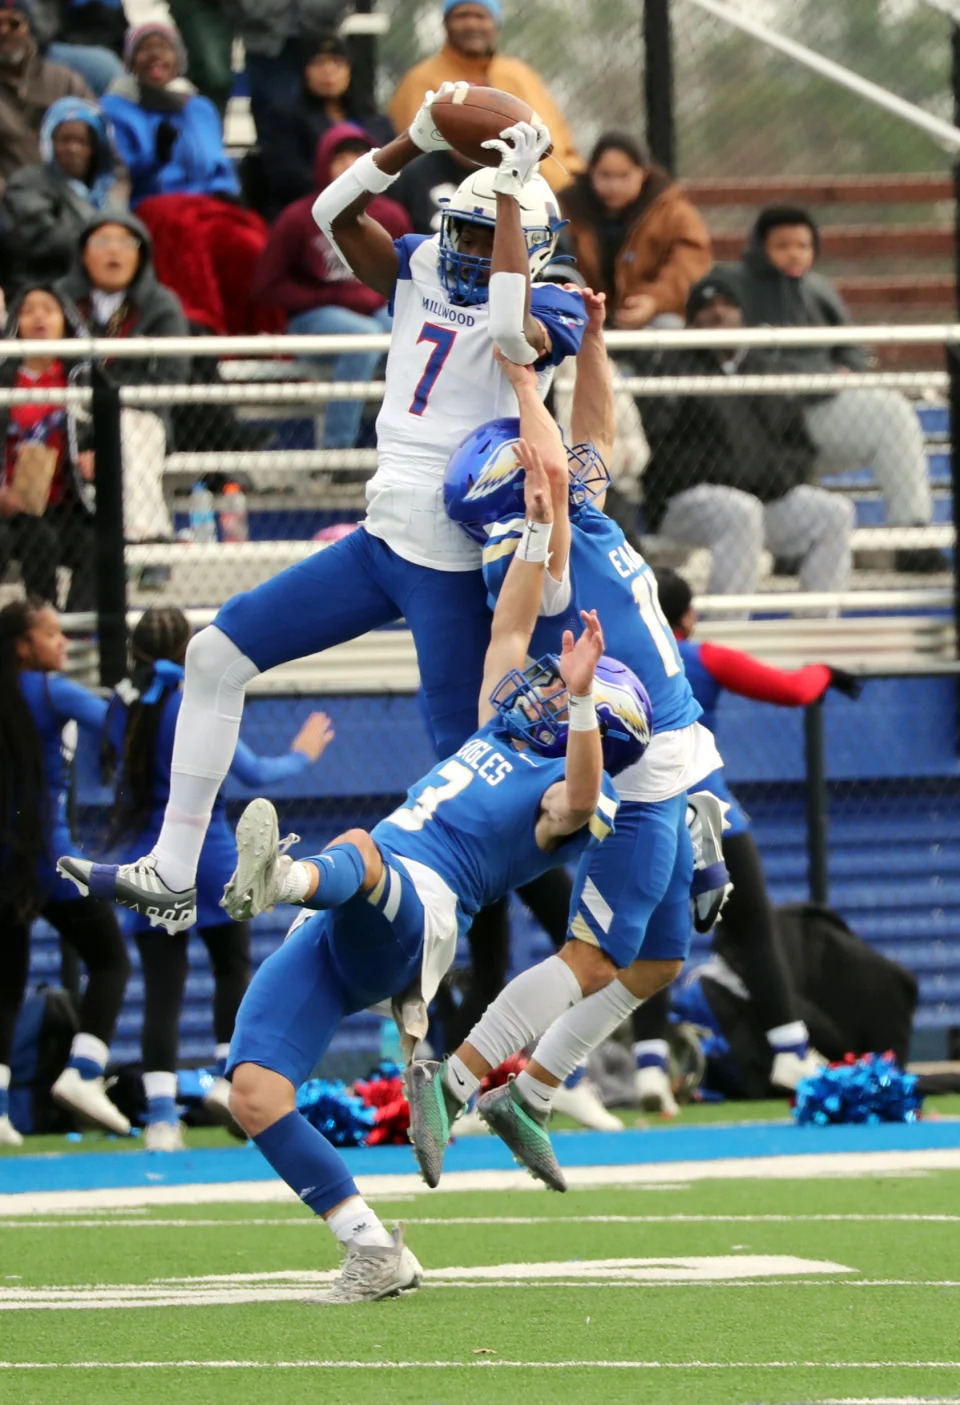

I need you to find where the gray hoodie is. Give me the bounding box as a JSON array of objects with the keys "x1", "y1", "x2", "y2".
[
  {"x1": 54, "y1": 210, "x2": 190, "y2": 385},
  {"x1": 726, "y1": 214, "x2": 869, "y2": 376}
]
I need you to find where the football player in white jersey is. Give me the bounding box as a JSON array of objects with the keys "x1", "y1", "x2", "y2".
[{"x1": 58, "y1": 83, "x2": 588, "y2": 933}]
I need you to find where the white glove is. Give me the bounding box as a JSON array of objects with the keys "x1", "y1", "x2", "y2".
[
  {"x1": 482, "y1": 120, "x2": 551, "y2": 198},
  {"x1": 408, "y1": 80, "x2": 470, "y2": 153}
]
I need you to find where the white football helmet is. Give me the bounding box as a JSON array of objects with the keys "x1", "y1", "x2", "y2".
[{"x1": 437, "y1": 167, "x2": 565, "y2": 305}]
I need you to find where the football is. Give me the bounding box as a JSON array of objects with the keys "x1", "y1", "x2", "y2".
[{"x1": 429, "y1": 85, "x2": 553, "y2": 167}]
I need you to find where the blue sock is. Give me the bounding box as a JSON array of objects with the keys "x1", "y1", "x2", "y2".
[
  {"x1": 564, "y1": 1066, "x2": 585, "y2": 1091},
  {"x1": 254, "y1": 1109, "x2": 359, "y2": 1216},
  {"x1": 304, "y1": 842, "x2": 367, "y2": 910},
  {"x1": 147, "y1": 1096, "x2": 180, "y2": 1126},
  {"x1": 68, "y1": 1056, "x2": 104, "y2": 1080},
  {"x1": 766, "y1": 1021, "x2": 810, "y2": 1058},
  {"x1": 0, "y1": 1087, "x2": 8, "y2": 1119},
  {"x1": 634, "y1": 1038, "x2": 669, "y2": 1072}
]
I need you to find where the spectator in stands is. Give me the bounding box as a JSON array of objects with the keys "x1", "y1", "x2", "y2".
[
  {"x1": 640, "y1": 272, "x2": 854, "y2": 596},
  {"x1": 167, "y1": 0, "x2": 235, "y2": 116},
  {"x1": 221, "y1": 0, "x2": 348, "y2": 138},
  {"x1": 101, "y1": 22, "x2": 274, "y2": 336},
  {"x1": 252, "y1": 124, "x2": 411, "y2": 450},
  {"x1": 30, "y1": 0, "x2": 125, "y2": 95},
  {"x1": 0, "y1": 96, "x2": 126, "y2": 296},
  {"x1": 55, "y1": 211, "x2": 188, "y2": 542},
  {"x1": 731, "y1": 206, "x2": 939, "y2": 572},
  {"x1": 0, "y1": 0, "x2": 92, "y2": 193},
  {"x1": 258, "y1": 31, "x2": 393, "y2": 221},
  {"x1": 561, "y1": 132, "x2": 711, "y2": 329},
  {"x1": 389, "y1": 0, "x2": 581, "y2": 194},
  {"x1": 0, "y1": 283, "x2": 95, "y2": 610}
]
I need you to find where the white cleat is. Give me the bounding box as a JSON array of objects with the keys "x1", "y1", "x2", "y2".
[
  {"x1": 202, "y1": 1076, "x2": 246, "y2": 1138},
  {"x1": 308, "y1": 1227, "x2": 422, "y2": 1305},
  {"x1": 771, "y1": 1049, "x2": 827, "y2": 1092},
  {"x1": 551, "y1": 1078, "x2": 624, "y2": 1131},
  {"x1": 51, "y1": 1067, "x2": 131, "y2": 1135},
  {"x1": 222, "y1": 798, "x2": 299, "y2": 921},
  {"x1": 636, "y1": 1063, "x2": 679, "y2": 1118},
  {"x1": 0, "y1": 1114, "x2": 23, "y2": 1147},
  {"x1": 57, "y1": 853, "x2": 196, "y2": 934},
  {"x1": 145, "y1": 1121, "x2": 185, "y2": 1152}
]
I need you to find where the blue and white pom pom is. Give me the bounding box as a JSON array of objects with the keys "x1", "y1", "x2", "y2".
[{"x1": 793, "y1": 1052, "x2": 922, "y2": 1126}]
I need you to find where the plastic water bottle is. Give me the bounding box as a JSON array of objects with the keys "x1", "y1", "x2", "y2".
[
  {"x1": 189, "y1": 482, "x2": 217, "y2": 543},
  {"x1": 219, "y1": 482, "x2": 249, "y2": 542}
]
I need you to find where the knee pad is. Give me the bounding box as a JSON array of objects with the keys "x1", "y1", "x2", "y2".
[{"x1": 185, "y1": 627, "x2": 260, "y2": 720}]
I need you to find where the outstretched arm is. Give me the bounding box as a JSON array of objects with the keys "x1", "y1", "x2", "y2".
[
  {"x1": 486, "y1": 122, "x2": 553, "y2": 362},
  {"x1": 498, "y1": 351, "x2": 570, "y2": 587},
  {"x1": 312, "y1": 82, "x2": 467, "y2": 298},
  {"x1": 570, "y1": 287, "x2": 615, "y2": 476},
  {"x1": 477, "y1": 440, "x2": 554, "y2": 727},
  {"x1": 535, "y1": 609, "x2": 605, "y2": 847}
]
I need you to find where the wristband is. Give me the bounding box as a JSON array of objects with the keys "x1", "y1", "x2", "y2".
[
  {"x1": 567, "y1": 689, "x2": 598, "y2": 732},
  {"x1": 517, "y1": 518, "x2": 552, "y2": 563}
]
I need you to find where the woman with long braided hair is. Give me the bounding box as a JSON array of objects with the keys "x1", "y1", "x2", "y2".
[
  {"x1": 0, "y1": 597, "x2": 130, "y2": 1145},
  {"x1": 104, "y1": 606, "x2": 334, "y2": 1150}
]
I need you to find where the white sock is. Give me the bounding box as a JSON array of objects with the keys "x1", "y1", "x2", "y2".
[
  {"x1": 515, "y1": 1068, "x2": 558, "y2": 1112},
  {"x1": 215, "y1": 1043, "x2": 231, "y2": 1064},
  {"x1": 467, "y1": 955, "x2": 584, "y2": 1068},
  {"x1": 325, "y1": 1195, "x2": 394, "y2": 1249},
  {"x1": 0, "y1": 1065, "x2": 9, "y2": 1091},
  {"x1": 534, "y1": 979, "x2": 640, "y2": 1083},
  {"x1": 634, "y1": 1038, "x2": 670, "y2": 1070},
  {"x1": 278, "y1": 860, "x2": 313, "y2": 904},
  {"x1": 70, "y1": 1032, "x2": 108, "y2": 1072},
  {"x1": 444, "y1": 1054, "x2": 480, "y2": 1105},
  {"x1": 152, "y1": 627, "x2": 259, "y2": 891},
  {"x1": 766, "y1": 1020, "x2": 809, "y2": 1054},
  {"x1": 143, "y1": 1071, "x2": 177, "y2": 1101}
]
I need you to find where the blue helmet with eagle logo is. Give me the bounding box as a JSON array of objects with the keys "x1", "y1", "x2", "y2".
[{"x1": 444, "y1": 416, "x2": 610, "y2": 544}]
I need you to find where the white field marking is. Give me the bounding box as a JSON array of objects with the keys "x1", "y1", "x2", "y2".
[
  {"x1": 3, "y1": 1361, "x2": 960, "y2": 1371},
  {"x1": 0, "y1": 1148, "x2": 954, "y2": 1216},
  {"x1": 0, "y1": 1256, "x2": 854, "y2": 1309},
  {"x1": 4, "y1": 1212, "x2": 960, "y2": 1230}
]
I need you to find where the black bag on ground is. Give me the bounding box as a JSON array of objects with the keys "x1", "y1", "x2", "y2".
[{"x1": 697, "y1": 903, "x2": 918, "y2": 1099}]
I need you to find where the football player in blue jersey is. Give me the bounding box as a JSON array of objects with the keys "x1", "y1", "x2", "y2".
[
  {"x1": 406, "y1": 294, "x2": 730, "y2": 1191},
  {"x1": 200, "y1": 443, "x2": 651, "y2": 1304},
  {"x1": 57, "y1": 83, "x2": 587, "y2": 935}
]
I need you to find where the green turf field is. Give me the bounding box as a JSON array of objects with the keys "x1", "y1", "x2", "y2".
[{"x1": 3, "y1": 1163, "x2": 960, "y2": 1405}]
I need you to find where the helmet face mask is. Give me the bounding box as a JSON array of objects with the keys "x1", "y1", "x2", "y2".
[
  {"x1": 568, "y1": 441, "x2": 611, "y2": 511},
  {"x1": 437, "y1": 168, "x2": 565, "y2": 306},
  {"x1": 490, "y1": 654, "x2": 654, "y2": 774}
]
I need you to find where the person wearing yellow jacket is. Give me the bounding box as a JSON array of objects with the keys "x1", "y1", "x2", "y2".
[{"x1": 388, "y1": 0, "x2": 582, "y2": 194}]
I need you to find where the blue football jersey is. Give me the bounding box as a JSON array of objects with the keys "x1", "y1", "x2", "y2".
[
  {"x1": 372, "y1": 718, "x2": 619, "y2": 919},
  {"x1": 482, "y1": 505, "x2": 701, "y2": 734}
]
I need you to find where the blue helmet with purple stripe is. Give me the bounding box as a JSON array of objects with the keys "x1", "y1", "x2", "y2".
[{"x1": 490, "y1": 653, "x2": 653, "y2": 775}]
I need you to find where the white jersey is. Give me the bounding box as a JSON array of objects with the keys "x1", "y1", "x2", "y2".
[{"x1": 366, "y1": 234, "x2": 586, "y2": 572}]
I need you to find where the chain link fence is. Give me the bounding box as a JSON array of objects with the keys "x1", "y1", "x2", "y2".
[{"x1": 3, "y1": 326, "x2": 957, "y2": 1065}]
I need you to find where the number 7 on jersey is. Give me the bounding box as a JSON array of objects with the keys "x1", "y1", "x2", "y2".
[{"x1": 408, "y1": 323, "x2": 457, "y2": 416}]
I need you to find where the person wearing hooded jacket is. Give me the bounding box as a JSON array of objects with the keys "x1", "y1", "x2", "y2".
[
  {"x1": 0, "y1": 281, "x2": 96, "y2": 608},
  {"x1": 729, "y1": 206, "x2": 937, "y2": 571},
  {"x1": 639, "y1": 271, "x2": 854, "y2": 597},
  {"x1": 100, "y1": 21, "x2": 274, "y2": 336},
  {"x1": 251, "y1": 122, "x2": 411, "y2": 449},
  {"x1": 257, "y1": 31, "x2": 394, "y2": 222},
  {"x1": 0, "y1": 95, "x2": 126, "y2": 296},
  {"x1": 54, "y1": 210, "x2": 186, "y2": 541}
]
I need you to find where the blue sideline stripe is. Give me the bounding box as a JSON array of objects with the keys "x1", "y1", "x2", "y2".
[{"x1": 1, "y1": 1120, "x2": 959, "y2": 1195}]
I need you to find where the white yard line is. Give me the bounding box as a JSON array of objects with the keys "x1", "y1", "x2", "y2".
[
  {"x1": 0, "y1": 1147, "x2": 956, "y2": 1216},
  {"x1": 2, "y1": 1359, "x2": 960, "y2": 1370},
  {"x1": 4, "y1": 1212, "x2": 960, "y2": 1229}
]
